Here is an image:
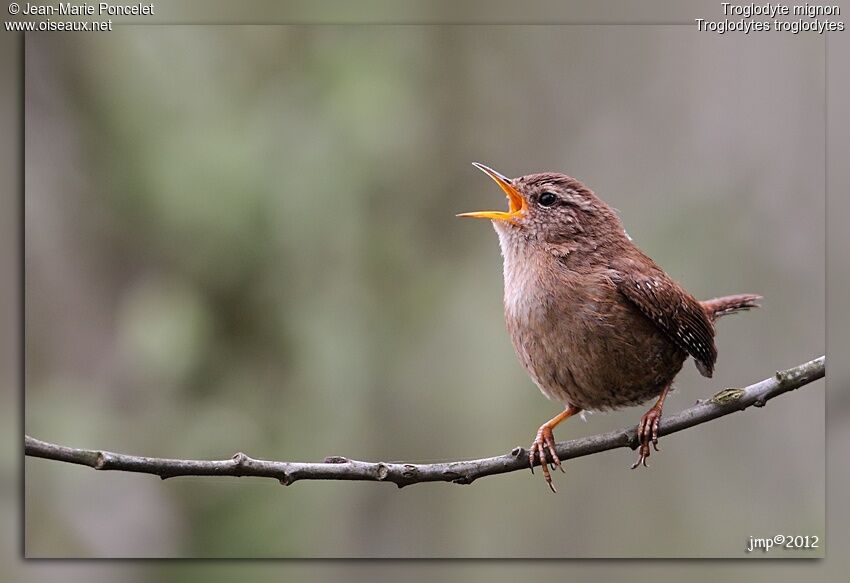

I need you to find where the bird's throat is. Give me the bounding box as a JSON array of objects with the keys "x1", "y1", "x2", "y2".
[{"x1": 495, "y1": 224, "x2": 552, "y2": 323}]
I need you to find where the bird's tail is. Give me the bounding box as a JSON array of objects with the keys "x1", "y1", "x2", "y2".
[{"x1": 701, "y1": 294, "x2": 762, "y2": 322}]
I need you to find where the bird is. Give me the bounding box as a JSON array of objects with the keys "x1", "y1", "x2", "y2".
[{"x1": 458, "y1": 163, "x2": 761, "y2": 492}]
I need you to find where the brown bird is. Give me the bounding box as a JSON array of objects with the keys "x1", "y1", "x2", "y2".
[{"x1": 459, "y1": 163, "x2": 760, "y2": 491}]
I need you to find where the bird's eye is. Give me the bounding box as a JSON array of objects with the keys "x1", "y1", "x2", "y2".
[{"x1": 539, "y1": 192, "x2": 558, "y2": 207}]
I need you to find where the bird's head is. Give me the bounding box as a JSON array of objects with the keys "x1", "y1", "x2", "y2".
[{"x1": 458, "y1": 163, "x2": 625, "y2": 254}]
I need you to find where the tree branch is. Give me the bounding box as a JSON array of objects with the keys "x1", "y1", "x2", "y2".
[{"x1": 25, "y1": 356, "x2": 824, "y2": 488}]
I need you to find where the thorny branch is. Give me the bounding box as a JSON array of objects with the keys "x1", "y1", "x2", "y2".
[{"x1": 25, "y1": 356, "x2": 824, "y2": 488}]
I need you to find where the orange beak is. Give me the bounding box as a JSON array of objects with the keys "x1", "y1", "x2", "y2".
[{"x1": 457, "y1": 163, "x2": 527, "y2": 221}]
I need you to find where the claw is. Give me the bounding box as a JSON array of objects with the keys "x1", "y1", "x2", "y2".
[
  {"x1": 632, "y1": 402, "x2": 664, "y2": 469},
  {"x1": 543, "y1": 428, "x2": 563, "y2": 473},
  {"x1": 530, "y1": 424, "x2": 559, "y2": 492},
  {"x1": 526, "y1": 406, "x2": 580, "y2": 491},
  {"x1": 631, "y1": 444, "x2": 650, "y2": 469},
  {"x1": 651, "y1": 416, "x2": 661, "y2": 451},
  {"x1": 537, "y1": 440, "x2": 552, "y2": 487}
]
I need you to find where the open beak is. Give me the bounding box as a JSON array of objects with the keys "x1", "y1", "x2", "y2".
[{"x1": 457, "y1": 163, "x2": 527, "y2": 221}]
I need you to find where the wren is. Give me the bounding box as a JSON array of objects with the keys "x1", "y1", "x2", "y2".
[{"x1": 459, "y1": 163, "x2": 760, "y2": 491}]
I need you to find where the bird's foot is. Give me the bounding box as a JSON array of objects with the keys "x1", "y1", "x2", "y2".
[
  {"x1": 529, "y1": 423, "x2": 564, "y2": 492},
  {"x1": 631, "y1": 404, "x2": 663, "y2": 469}
]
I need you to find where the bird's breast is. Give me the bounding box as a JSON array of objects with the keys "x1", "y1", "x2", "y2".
[
  {"x1": 499, "y1": 248, "x2": 682, "y2": 410},
  {"x1": 500, "y1": 247, "x2": 578, "y2": 402}
]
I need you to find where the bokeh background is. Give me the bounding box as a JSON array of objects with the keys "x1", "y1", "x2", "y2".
[{"x1": 24, "y1": 26, "x2": 824, "y2": 558}]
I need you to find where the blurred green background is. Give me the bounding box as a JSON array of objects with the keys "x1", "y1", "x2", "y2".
[{"x1": 24, "y1": 26, "x2": 823, "y2": 558}]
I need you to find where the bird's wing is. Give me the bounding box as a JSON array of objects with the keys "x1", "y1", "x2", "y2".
[{"x1": 613, "y1": 268, "x2": 717, "y2": 377}]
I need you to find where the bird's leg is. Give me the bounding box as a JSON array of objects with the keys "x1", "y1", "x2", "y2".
[
  {"x1": 528, "y1": 405, "x2": 581, "y2": 492},
  {"x1": 631, "y1": 383, "x2": 672, "y2": 469}
]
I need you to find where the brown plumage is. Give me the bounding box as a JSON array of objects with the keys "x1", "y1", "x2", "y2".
[{"x1": 459, "y1": 164, "x2": 761, "y2": 491}]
